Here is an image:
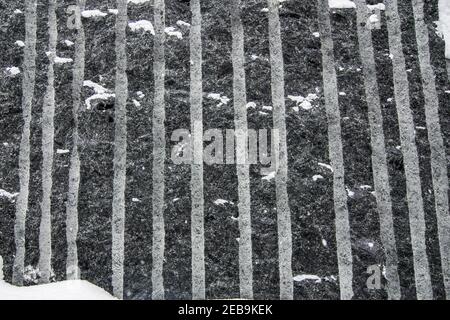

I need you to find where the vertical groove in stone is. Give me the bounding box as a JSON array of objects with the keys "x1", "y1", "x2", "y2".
[
  {"x1": 317, "y1": 0, "x2": 354, "y2": 300},
  {"x1": 384, "y1": 0, "x2": 432, "y2": 300},
  {"x1": 152, "y1": 0, "x2": 166, "y2": 301},
  {"x1": 39, "y1": 0, "x2": 58, "y2": 285},
  {"x1": 355, "y1": 0, "x2": 401, "y2": 300},
  {"x1": 112, "y1": 0, "x2": 128, "y2": 300},
  {"x1": 190, "y1": 0, "x2": 205, "y2": 300},
  {"x1": 412, "y1": 0, "x2": 450, "y2": 299},
  {"x1": 13, "y1": 0, "x2": 37, "y2": 287},
  {"x1": 267, "y1": 0, "x2": 293, "y2": 300},
  {"x1": 66, "y1": 0, "x2": 86, "y2": 281},
  {"x1": 231, "y1": 0, "x2": 253, "y2": 300}
]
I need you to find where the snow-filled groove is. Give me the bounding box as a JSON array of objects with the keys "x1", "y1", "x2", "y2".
[
  {"x1": 385, "y1": 0, "x2": 432, "y2": 300},
  {"x1": 38, "y1": 0, "x2": 57, "y2": 286},
  {"x1": 412, "y1": 0, "x2": 450, "y2": 299},
  {"x1": 317, "y1": 0, "x2": 354, "y2": 301},
  {"x1": 268, "y1": 0, "x2": 294, "y2": 300},
  {"x1": 355, "y1": 0, "x2": 401, "y2": 300},
  {"x1": 12, "y1": 0, "x2": 37, "y2": 287},
  {"x1": 65, "y1": 0, "x2": 86, "y2": 282}
]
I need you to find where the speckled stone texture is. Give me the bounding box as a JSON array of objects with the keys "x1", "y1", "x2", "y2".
[{"x1": 0, "y1": 0, "x2": 449, "y2": 300}]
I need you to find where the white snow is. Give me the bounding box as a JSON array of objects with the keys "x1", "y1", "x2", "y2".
[
  {"x1": 0, "y1": 189, "x2": 19, "y2": 201},
  {"x1": 346, "y1": 187, "x2": 355, "y2": 198},
  {"x1": 287, "y1": 93, "x2": 318, "y2": 111},
  {"x1": 293, "y1": 274, "x2": 322, "y2": 283},
  {"x1": 207, "y1": 93, "x2": 230, "y2": 107},
  {"x1": 54, "y1": 56, "x2": 73, "y2": 64},
  {"x1": 83, "y1": 80, "x2": 115, "y2": 109},
  {"x1": 313, "y1": 174, "x2": 324, "y2": 181},
  {"x1": 329, "y1": 0, "x2": 355, "y2": 9},
  {"x1": 440, "y1": 0, "x2": 450, "y2": 59},
  {"x1": 15, "y1": 40, "x2": 25, "y2": 47},
  {"x1": 287, "y1": 95, "x2": 304, "y2": 104},
  {"x1": 165, "y1": 27, "x2": 183, "y2": 39},
  {"x1": 132, "y1": 99, "x2": 141, "y2": 107},
  {"x1": 177, "y1": 20, "x2": 191, "y2": 28},
  {"x1": 246, "y1": 102, "x2": 257, "y2": 109},
  {"x1": 84, "y1": 80, "x2": 108, "y2": 94},
  {"x1": 214, "y1": 199, "x2": 234, "y2": 206},
  {"x1": 129, "y1": 20, "x2": 155, "y2": 35},
  {"x1": 262, "y1": 171, "x2": 276, "y2": 181},
  {"x1": 329, "y1": 1, "x2": 386, "y2": 11},
  {"x1": 81, "y1": 10, "x2": 107, "y2": 18},
  {"x1": 128, "y1": 0, "x2": 151, "y2": 4},
  {"x1": 6, "y1": 67, "x2": 20, "y2": 76},
  {"x1": 0, "y1": 280, "x2": 115, "y2": 300},
  {"x1": 318, "y1": 162, "x2": 333, "y2": 172},
  {"x1": 367, "y1": 3, "x2": 385, "y2": 11}
]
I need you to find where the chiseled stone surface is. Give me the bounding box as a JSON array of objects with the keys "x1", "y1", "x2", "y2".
[{"x1": 0, "y1": 0, "x2": 449, "y2": 300}]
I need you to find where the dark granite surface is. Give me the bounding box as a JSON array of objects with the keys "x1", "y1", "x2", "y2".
[{"x1": 0, "y1": 0, "x2": 449, "y2": 300}]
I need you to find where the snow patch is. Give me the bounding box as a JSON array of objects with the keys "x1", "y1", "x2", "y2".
[
  {"x1": 128, "y1": 0, "x2": 151, "y2": 4},
  {"x1": 54, "y1": 56, "x2": 73, "y2": 64},
  {"x1": 0, "y1": 189, "x2": 19, "y2": 201},
  {"x1": 214, "y1": 199, "x2": 234, "y2": 206},
  {"x1": 318, "y1": 162, "x2": 333, "y2": 172},
  {"x1": 329, "y1": 0, "x2": 355, "y2": 9},
  {"x1": 165, "y1": 27, "x2": 183, "y2": 39},
  {"x1": 83, "y1": 80, "x2": 115, "y2": 109},
  {"x1": 129, "y1": 20, "x2": 155, "y2": 34},
  {"x1": 6, "y1": 67, "x2": 20, "y2": 76},
  {"x1": 177, "y1": 20, "x2": 191, "y2": 28},
  {"x1": 81, "y1": 10, "x2": 107, "y2": 18},
  {"x1": 262, "y1": 171, "x2": 276, "y2": 181},
  {"x1": 313, "y1": 174, "x2": 324, "y2": 181},
  {"x1": 0, "y1": 280, "x2": 116, "y2": 300},
  {"x1": 207, "y1": 93, "x2": 230, "y2": 107},
  {"x1": 293, "y1": 274, "x2": 322, "y2": 283}
]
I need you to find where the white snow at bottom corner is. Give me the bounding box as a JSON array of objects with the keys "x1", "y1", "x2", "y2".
[
  {"x1": 440, "y1": 0, "x2": 450, "y2": 59},
  {"x1": 0, "y1": 280, "x2": 116, "y2": 300}
]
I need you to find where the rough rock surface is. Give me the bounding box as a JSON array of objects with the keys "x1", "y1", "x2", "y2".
[{"x1": 0, "y1": 0, "x2": 449, "y2": 299}]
